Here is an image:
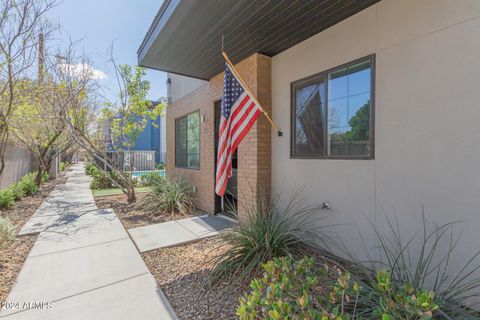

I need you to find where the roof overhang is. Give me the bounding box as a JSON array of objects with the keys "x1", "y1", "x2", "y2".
[{"x1": 138, "y1": 0, "x2": 380, "y2": 80}]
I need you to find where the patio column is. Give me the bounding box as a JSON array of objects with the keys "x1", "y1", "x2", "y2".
[{"x1": 236, "y1": 53, "x2": 272, "y2": 218}]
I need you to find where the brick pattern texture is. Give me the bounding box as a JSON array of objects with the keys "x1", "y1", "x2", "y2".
[{"x1": 166, "y1": 53, "x2": 272, "y2": 215}]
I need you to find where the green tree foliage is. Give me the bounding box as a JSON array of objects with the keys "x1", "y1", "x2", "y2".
[
  {"x1": 95, "y1": 64, "x2": 163, "y2": 202},
  {"x1": 10, "y1": 80, "x2": 73, "y2": 186}
]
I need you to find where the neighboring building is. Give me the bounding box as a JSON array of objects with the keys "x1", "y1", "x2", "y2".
[
  {"x1": 138, "y1": 0, "x2": 480, "y2": 275},
  {"x1": 106, "y1": 98, "x2": 167, "y2": 167}
]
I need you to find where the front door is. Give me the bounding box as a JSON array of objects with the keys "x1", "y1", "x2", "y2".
[{"x1": 214, "y1": 100, "x2": 237, "y2": 215}]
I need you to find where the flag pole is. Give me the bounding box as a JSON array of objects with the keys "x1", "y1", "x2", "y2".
[{"x1": 222, "y1": 51, "x2": 281, "y2": 134}]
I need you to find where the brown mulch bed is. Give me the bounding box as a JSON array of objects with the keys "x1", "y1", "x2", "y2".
[
  {"x1": 142, "y1": 237, "x2": 251, "y2": 320},
  {"x1": 94, "y1": 193, "x2": 202, "y2": 229},
  {"x1": 0, "y1": 172, "x2": 68, "y2": 304}
]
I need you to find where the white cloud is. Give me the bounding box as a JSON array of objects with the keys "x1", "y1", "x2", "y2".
[{"x1": 59, "y1": 63, "x2": 107, "y2": 80}]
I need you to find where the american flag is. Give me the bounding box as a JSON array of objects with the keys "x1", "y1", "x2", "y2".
[{"x1": 215, "y1": 62, "x2": 262, "y2": 196}]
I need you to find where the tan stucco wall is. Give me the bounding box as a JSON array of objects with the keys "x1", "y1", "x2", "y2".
[
  {"x1": 271, "y1": 0, "x2": 480, "y2": 270},
  {"x1": 168, "y1": 73, "x2": 207, "y2": 103}
]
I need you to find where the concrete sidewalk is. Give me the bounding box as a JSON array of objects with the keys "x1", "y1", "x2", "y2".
[
  {"x1": 0, "y1": 163, "x2": 177, "y2": 320},
  {"x1": 129, "y1": 215, "x2": 234, "y2": 252}
]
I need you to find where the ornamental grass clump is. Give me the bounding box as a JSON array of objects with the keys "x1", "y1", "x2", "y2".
[
  {"x1": 209, "y1": 191, "x2": 332, "y2": 282},
  {"x1": 0, "y1": 217, "x2": 15, "y2": 250},
  {"x1": 344, "y1": 213, "x2": 480, "y2": 319},
  {"x1": 143, "y1": 176, "x2": 194, "y2": 218}
]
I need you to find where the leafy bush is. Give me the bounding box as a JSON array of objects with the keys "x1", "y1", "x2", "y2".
[
  {"x1": 20, "y1": 174, "x2": 38, "y2": 195},
  {"x1": 90, "y1": 170, "x2": 113, "y2": 189},
  {"x1": 372, "y1": 270, "x2": 439, "y2": 319},
  {"x1": 41, "y1": 172, "x2": 49, "y2": 183},
  {"x1": 9, "y1": 182, "x2": 25, "y2": 200},
  {"x1": 209, "y1": 192, "x2": 330, "y2": 282},
  {"x1": 142, "y1": 176, "x2": 194, "y2": 218},
  {"x1": 237, "y1": 256, "x2": 327, "y2": 319},
  {"x1": 85, "y1": 162, "x2": 99, "y2": 176},
  {"x1": 0, "y1": 217, "x2": 15, "y2": 250},
  {"x1": 60, "y1": 162, "x2": 66, "y2": 171},
  {"x1": 237, "y1": 256, "x2": 440, "y2": 320},
  {"x1": 0, "y1": 189, "x2": 15, "y2": 209},
  {"x1": 140, "y1": 171, "x2": 164, "y2": 186},
  {"x1": 155, "y1": 163, "x2": 165, "y2": 170}
]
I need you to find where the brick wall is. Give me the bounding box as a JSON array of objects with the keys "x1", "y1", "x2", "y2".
[{"x1": 166, "y1": 53, "x2": 272, "y2": 215}]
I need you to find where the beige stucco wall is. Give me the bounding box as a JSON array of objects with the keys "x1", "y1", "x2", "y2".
[
  {"x1": 168, "y1": 73, "x2": 207, "y2": 103},
  {"x1": 271, "y1": 0, "x2": 480, "y2": 272}
]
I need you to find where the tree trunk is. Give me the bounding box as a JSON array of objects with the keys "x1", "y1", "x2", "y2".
[
  {"x1": 35, "y1": 167, "x2": 44, "y2": 187},
  {"x1": 0, "y1": 129, "x2": 8, "y2": 177},
  {"x1": 126, "y1": 180, "x2": 136, "y2": 203}
]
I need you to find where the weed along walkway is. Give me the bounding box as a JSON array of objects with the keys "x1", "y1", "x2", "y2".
[{"x1": 0, "y1": 163, "x2": 177, "y2": 320}]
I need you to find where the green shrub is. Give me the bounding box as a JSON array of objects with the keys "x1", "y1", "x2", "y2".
[
  {"x1": 41, "y1": 172, "x2": 49, "y2": 183},
  {"x1": 237, "y1": 256, "x2": 327, "y2": 319},
  {"x1": 237, "y1": 256, "x2": 440, "y2": 320},
  {"x1": 140, "y1": 171, "x2": 164, "y2": 186},
  {"x1": 155, "y1": 163, "x2": 165, "y2": 170},
  {"x1": 60, "y1": 162, "x2": 66, "y2": 171},
  {"x1": 0, "y1": 189, "x2": 15, "y2": 209},
  {"x1": 209, "y1": 192, "x2": 330, "y2": 282},
  {"x1": 142, "y1": 176, "x2": 194, "y2": 218},
  {"x1": 371, "y1": 270, "x2": 439, "y2": 320},
  {"x1": 0, "y1": 217, "x2": 15, "y2": 250},
  {"x1": 90, "y1": 171, "x2": 113, "y2": 189},
  {"x1": 20, "y1": 174, "x2": 38, "y2": 195},
  {"x1": 85, "y1": 162, "x2": 98, "y2": 176},
  {"x1": 9, "y1": 182, "x2": 26, "y2": 200}
]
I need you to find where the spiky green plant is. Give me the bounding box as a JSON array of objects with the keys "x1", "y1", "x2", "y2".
[
  {"x1": 342, "y1": 212, "x2": 480, "y2": 319},
  {"x1": 143, "y1": 176, "x2": 194, "y2": 218},
  {"x1": 209, "y1": 191, "x2": 333, "y2": 282}
]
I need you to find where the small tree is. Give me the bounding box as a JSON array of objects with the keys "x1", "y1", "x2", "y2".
[
  {"x1": 56, "y1": 48, "x2": 163, "y2": 203},
  {"x1": 97, "y1": 63, "x2": 162, "y2": 202},
  {"x1": 10, "y1": 79, "x2": 73, "y2": 185}
]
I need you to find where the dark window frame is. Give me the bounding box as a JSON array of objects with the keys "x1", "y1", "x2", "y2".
[
  {"x1": 290, "y1": 54, "x2": 375, "y2": 160},
  {"x1": 175, "y1": 110, "x2": 201, "y2": 169}
]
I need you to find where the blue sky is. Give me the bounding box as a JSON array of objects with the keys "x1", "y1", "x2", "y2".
[{"x1": 47, "y1": 0, "x2": 167, "y2": 101}]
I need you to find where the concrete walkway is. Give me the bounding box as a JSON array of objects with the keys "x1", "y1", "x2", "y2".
[
  {"x1": 0, "y1": 164, "x2": 177, "y2": 320},
  {"x1": 129, "y1": 215, "x2": 234, "y2": 253}
]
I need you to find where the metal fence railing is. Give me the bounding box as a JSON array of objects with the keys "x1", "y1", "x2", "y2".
[{"x1": 94, "y1": 151, "x2": 166, "y2": 173}]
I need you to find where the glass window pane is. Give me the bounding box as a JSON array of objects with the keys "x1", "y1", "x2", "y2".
[
  {"x1": 328, "y1": 59, "x2": 372, "y2": 157},
  {"x1": 293, "y1": 78, "x2": 326, "y2": 157},
  {"x1": 187, "y1": 154, "x2": 199, "y2": 169},
  {"x1": 175, "y1": 117, "x2": 187, "y2": 167},
  {"x1": 173, "y1": 111, "x2": 200, "y2": 169}
]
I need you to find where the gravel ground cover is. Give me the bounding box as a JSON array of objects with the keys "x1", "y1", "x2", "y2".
[
  {"x1": 94, "y1": 193, "x2": 201, "y2": 229},
  {"x1": 142, "y1": 237, "x2": 251, "y2": 320},
  {"x1": 0, "y1": 172, "x2": 68, "y2": 303}
]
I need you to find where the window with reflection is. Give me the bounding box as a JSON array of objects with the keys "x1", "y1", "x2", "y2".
[
  {"x1": 291, "y1": 56, "x2": 374, "y2": 158},
  {"x1": 175, "y1": 111, "x2": 200, "y2": 169}
]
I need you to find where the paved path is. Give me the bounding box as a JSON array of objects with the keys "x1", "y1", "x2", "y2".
[
  {"x1": 129, "y1": 215, "x2": 234, "y2": 252},
  {"x1": 0, "y1": 163, "x2": 177, "y2": 320}
]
